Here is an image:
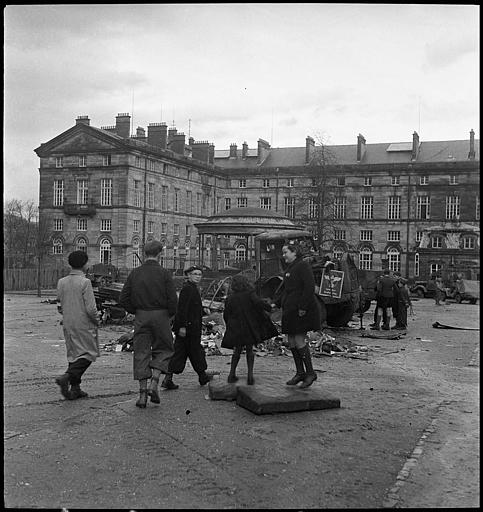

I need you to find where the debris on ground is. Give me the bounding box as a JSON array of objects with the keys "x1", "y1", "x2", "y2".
[
  {"x1": 101, "y1": 329, "x2": 134, "y2": 352},
  {"x1": 432, "y1": 321, "x2": 479, "y2": 331},
  {"x1": 40, "y1": 299, "x2": 58, "y2": 304},
  {"x1": 360, "y1": 332, "x2": 405, "y2": 340}
]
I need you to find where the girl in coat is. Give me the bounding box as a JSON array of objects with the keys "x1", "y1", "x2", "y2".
[
  {"x1": 222, "y1": 274, "x2": 278, "y2": 385},
  {"x1": 273, "y1": 243, "x2": 320, "y2": 388}
]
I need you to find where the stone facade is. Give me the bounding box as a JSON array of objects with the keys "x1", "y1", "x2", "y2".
[{"x1": 35, "y1": 114, "x2": 479, "y2": 280}]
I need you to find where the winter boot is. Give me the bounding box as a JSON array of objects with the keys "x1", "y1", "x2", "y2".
[
  {"x1": 161, "y1": 373, "x2": 179, "y2": 390},
  {"x1": 198, "y1": 371, "x2": 213, "y2": 386},
  {"x1": 298, "y1": 345, "x2": 317, "y2": 388},
  {"x1": 286, "y1": 347, "x2": 306, "y2": 385},
  {"x1": 55, "y1": 373, "x2": 72, "y2": 400},
  {"x1": 70, "y1": 384, "x2": 88, "y2": 399},
  {"x1": 136, "y1": 379, "x2": 148, "y2": 408}
]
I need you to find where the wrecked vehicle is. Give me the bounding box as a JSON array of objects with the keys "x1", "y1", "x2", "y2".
[
  {"x1": 445, "y1": 279, "x2": 479, "y2": 304},
  {"x1": 253, "y1": 230, "x2": 362, "y2": 328}
]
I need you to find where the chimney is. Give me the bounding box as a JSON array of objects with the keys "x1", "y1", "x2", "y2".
[
  {"x1": 305, "y1": 136, "x2": 315, "y2": 164},
  {"x1": 136, "y1": 126, "x2": 145, "y2": 138},
  {"x1": 168, "y1": 127, "x2": 177, "y2": 145},
  {"x1": 411, "y1": 131, "x2": 420, "y2": 161},
  {"x1": 468, "y1": 129, "x2": 475, "y2": 160},
  {"x1": 229, "y1": 143, "x2": 238, "y2": 158},
  {"x1": 116, "y1": 113, "x2": 131, "y2": 138},
  {"x1": 242, "y1": 141, "x2": 248, "y2": 159},
  {"x1": 257, "y1": 138, "x2": 271, "y2": 164},
  {"x1": 357, "y1": 134, "x2": 366, "y2": 162},
  {"x1": 76, "y1": 115, "x2": 90, "y2": 126},
  {"x1": 189, "y1": 137, "x2": 195, "y2": 146},
  {"x1": 191, "y1": 141, "x2": 210, "y2": 163},
  {"x1": 209, "y1": 143, "x2": 215, "y2": 165},
  {"x1": 170, "y1": 132, "x2": 186, "y2": 155},
  {"x1": 147, "y1": 123, "x2": 168, "y2": 149}
]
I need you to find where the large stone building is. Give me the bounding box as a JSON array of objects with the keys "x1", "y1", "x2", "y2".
[{"x1": 35, "y1": 113, "x2": 479, "y2": 280}]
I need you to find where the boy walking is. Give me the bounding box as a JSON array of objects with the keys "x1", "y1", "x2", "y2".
[{"x1": 56, "y1": 251, "x2": 100, "y2": 400}]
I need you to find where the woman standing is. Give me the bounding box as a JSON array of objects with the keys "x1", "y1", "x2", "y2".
[
  {"x1": 222, "y1": 275, "x2": 278, "y2": 385},
  {"x1": 273, "y1": 243, "x2": 320, "y2": 388}
]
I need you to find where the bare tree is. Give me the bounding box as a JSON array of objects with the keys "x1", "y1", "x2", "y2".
[
  {"x1": 294, "y1": 135, "x2": 356, "y2": 256},
  {"x1": 3, "y1": 199, "x2": 38, "y2": 268}
]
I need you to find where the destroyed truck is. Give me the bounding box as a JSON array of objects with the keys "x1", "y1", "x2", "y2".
[{"x1": 253, "y1": 230, "x2": 362, "y2": 328}]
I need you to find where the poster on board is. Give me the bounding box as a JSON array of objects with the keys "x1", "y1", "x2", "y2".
[{"x1": 319, "y1": 269, "x2": 344, "y2": 299}]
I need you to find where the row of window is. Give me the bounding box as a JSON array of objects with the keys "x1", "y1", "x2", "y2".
[
  {"x1": 226, "y1": 195, "x2": 477, "y2": 221},
  {"x1": 53, "y1": 178, "x2": 113, "y2": 206},
  {"x1": 55, "y1": 155, "x2": 112, "y2": 168},
  {"x1": 52, "y1": 177, "x2": 479, "y2": 223},
  {"x1": 334, "y1": 229, "x2": 476, "y2": 248},
  {"x1": 236, "y1": 175, "x2": 460, "y2": 189}
]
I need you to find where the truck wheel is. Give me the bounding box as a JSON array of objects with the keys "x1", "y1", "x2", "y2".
[
  {"x1": 416, "y1": 289, "x2": 424, "y2": 298},
  {"x1": 470, "y1": 299, "x2": 477, "y2": 304},
  {"x1": 455, "y1": 293, "x2": 462, "y2": 303}
]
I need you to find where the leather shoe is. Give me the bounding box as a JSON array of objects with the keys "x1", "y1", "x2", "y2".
[
  {"x1": 136, "y1": 391, "x2": 148, "y2": 408},
  {"x1": 55, "y1": 374, "x2": 72, "y2": 400},
  {"x1": 161, "y1": 376, "x2": 179, "y2": 390},
  {"x1": 70, "y1": 385, "x2": 88, "y2": 399},
  {"x1": 147, "y1": 388, "x2": 161, "y2": 403},
  {"x1": 198, "y1": 372, "x2": 213, "y2": 386}
]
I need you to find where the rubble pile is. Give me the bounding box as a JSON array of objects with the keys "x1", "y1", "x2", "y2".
[{"x1": 98, "y1": 315, "x2": 369, "y2": 360}]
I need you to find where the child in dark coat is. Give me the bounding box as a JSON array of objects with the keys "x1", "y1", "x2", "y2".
[
  {"x1": 162, "y1": 265, "x2": 213, "y2": 390},
  {"x1": 222, "y1": 275, "x2": 278, "y2": 385}
]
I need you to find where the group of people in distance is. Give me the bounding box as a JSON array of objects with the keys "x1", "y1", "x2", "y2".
[
  {"x1": 55, "y1": 239, "x2": 321, "y2": 406},
  {"x1": 370, "y1": 269, "x2": 412, "y2": 331}
]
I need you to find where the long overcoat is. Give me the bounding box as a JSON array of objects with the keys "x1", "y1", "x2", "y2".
[
  {"x1": 57, "y1": 270, "x2": 100, "y2": 363},
  {"x1": 221, "y1": 290, "x2": 277, "y2": 349},
  {"x1": 277, "y1": 257, "x2": 320, "y2": 335}
]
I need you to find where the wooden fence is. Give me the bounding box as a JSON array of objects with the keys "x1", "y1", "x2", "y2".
[{"x1": 3, "y1": 267, "x2": 70, "y2": 291}]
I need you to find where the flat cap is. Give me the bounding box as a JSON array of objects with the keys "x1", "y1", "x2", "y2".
[{"x1": 184, "y1": 265, "x2": 203, "y2": 275}]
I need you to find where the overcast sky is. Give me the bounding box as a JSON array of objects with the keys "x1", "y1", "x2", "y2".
[{"x1": 4, "y1": 3, "x2": 479, "y2": 203}]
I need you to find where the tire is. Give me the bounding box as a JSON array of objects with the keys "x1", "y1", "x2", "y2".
[
  {"x1": 470, "y1": 299, "x2": 477, "y2": 304},
  {"x1": 455, "y1": 293, "x2": 462, "y2": 303},
  {"x1": 326, "y1": 301, "x2": 355, "y2": 327},
  {"x1": 416, "y1": 289, "x2": 425, "y2": 298}
]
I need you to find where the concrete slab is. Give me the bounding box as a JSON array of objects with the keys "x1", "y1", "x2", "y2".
[
  {"x1": 236, "y1": 378, "x2": 341, "y2": 415},
  {"x1": 208, "y1": 379, "x2": 238, "y2": 401}
]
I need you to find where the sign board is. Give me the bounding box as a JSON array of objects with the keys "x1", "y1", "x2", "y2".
[{"x1": 319, "y1": 269, "x2": 344, "y2": 299}]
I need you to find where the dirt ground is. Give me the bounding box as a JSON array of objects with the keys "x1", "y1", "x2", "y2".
[{"x1": 3, "y1": 293, "x2": 479, "y2": 509}]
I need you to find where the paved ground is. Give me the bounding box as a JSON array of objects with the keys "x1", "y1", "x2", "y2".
[{"x1": 3, "y1": 293, "x2": 479, "y2": 508}]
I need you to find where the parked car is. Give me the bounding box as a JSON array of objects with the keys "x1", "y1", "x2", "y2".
[
  {"x1": 445, "y1": 280, "x2": 479, "y2": 304},
  {"x1": 409, "y1": 280, "x2": 447, "y2": 300}
]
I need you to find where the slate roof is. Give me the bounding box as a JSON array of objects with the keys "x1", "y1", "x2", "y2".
[{"x1": 214, "y1": 139, "x2": 479, "y2": 170}]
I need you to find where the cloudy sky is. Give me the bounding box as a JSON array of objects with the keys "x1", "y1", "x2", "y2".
[{"x1": 4, "y1": 3, "x2": 479, "y2": 203}]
